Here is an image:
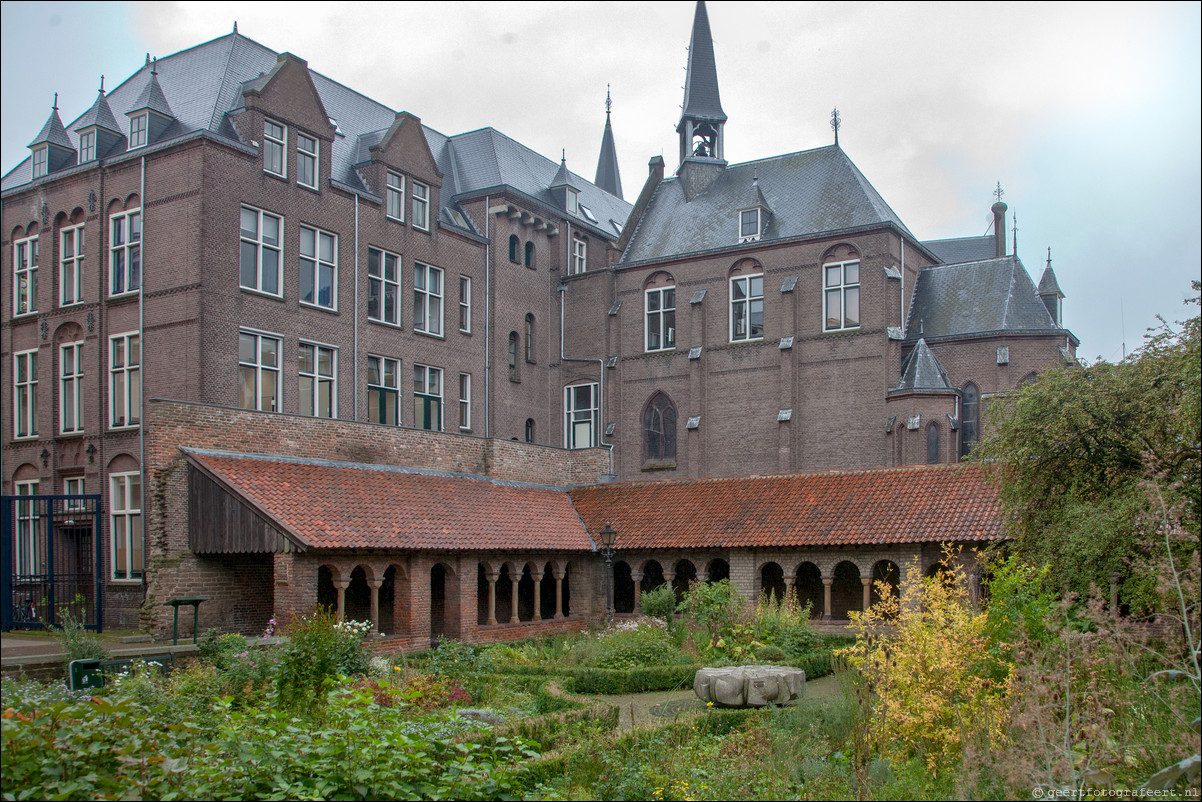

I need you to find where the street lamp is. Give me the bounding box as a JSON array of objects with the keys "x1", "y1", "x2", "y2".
[{"x1": 599, "y1": 524, "x2": 618, "y2": 618}]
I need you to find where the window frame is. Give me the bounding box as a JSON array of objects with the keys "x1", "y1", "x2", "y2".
[
  {"x1": 14, "y1": 480, "x2": 40, "y2": 578},
  {"x1": 297, "y1": 132, "x2": 318, "y2": 190},
  {"x1": 642, "y1": 391, "x2": 678, "y2": 465},
  {"x1": 564, "y1": 382, "x2": 599, "y2": 449},
  {"x1": 59, "y1": 340, "x2": 84, "y2": 435},
  {"x1": 823, "y1": 259, "x2": 861, "y2": 332},
  {"x1": 79, "y1": 129, "x2": 97, "y2": 163},
  {"x1": 386, "y1": 172, "x2": 405, "y2": 222},
  {"x1": 129, "y1": 112, "x2": 148, "y2": 149},
  {"x1": 13, "y1": 234, "x2": 38, "y2": 316},
  {"x1": 413, "y1": 262, "x2": 444, "y2": 337},
  {"x1": 507, "y1": 332, "x2": 519, "y2": 382},
  {"x1": 63, "y1": 477, "x2": 86, "y2": 512},
  {"x1": 13, "y1": 349, "x2": 38, "y2": 439},
  {"x1": 32, "y1": 146, "x2": 48, "y2": 179},
  {"x1": 109, "y1": 208, "x2": 142, "y2": 297},
  {"x1": 524, "y1": 240, "x2": 535, "y2": 269},
  {"x1": 109, "y1": 472, "x2": 143, "y2": 582},
  {"x1": 508, "y1": 235, "x2": 520, "y2": 264},
  {"x1": 729, "y1": 273, "x2": 764, "y2": 342},
  {"x1": 412, "y1": 181, "x2": 430, "y2": 231},
  {"x1": 239, "y1": 206, "x2": 283, "y2": 298},
  {"x1": 263, "y1": 119, "x2": 286, "y2": 178},
  {"x1": 524, "y1": 313, "x2": 536, "y2": 363},
  {"x1": 413, "y1": 363, "x2": 443, "y2": 431},
  {"x1": 458, "y1": 275, "x2": 472, "y2": 333},
  {"x1": 367, "y1": 355, "x2": 400, "y2": 426},
  {"x1": 238, "y1": 330, "x2": 281, "y2": 412},
  {"x1": 108, "y1": 331, "x2": 141, "y2": 429},
  {"x1": 645, "y1": 285, "x2": 676, "y2": 352},
  {"x1": 60, "y1": 224, "x2": 84, "y2": 306},
  {"x1": 367, "y1": 246, "x2": 400, "y2": 326},
  {"x1": 298, "y1": 225, "x2": 338, "y2": 311},
  {"x1": 298, "y1": 341, "x2": 337, "y2": 418},
  {"x1": 571, "y1": 237, "x2": 587, "y2": 274},
  {"x1": 458, "y1": 372, "x2": 472, "y2": 431},
  {"x1": 738, "y1": 207, "x2": 761, "y2": 242}
]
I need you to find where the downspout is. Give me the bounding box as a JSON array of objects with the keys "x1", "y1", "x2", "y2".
[
  {"x1": 899, "y1": 232, "x2": 906, "y2": 337},
  {"x1": 138, "y1": 156, "x2": 147, "y2": 604},
  {"x1": 353, "y1": 194, "x2": 359, "y2": 419},
  {"x1": 484, "y1": 195, "x2": 491, "y2": 437}
]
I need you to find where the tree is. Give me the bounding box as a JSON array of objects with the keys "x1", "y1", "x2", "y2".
[{"x1": 973, "y1": 283, "x2": 1200, "y2": 611}]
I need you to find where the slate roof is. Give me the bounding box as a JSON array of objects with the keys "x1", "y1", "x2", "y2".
[
  {"x1": 27, "y1": 108, "x2": 74, "y2": 150},
  {"x1": 680, "y1": 1, "x2": 726, "y2": 124},
  {"x1": 128, "y1": 71, "x2": 175, "y2": 118},
  {"x1": 185, "y1": 449, "x2": 592, "y2": 552},
  {"x1": 892, "y1": 338, "x2": 952, "y2": 393},
  {"x1": 73, "y1": 91, "x2": 122, "y2": 134},
  {"x1": 905, "y1": 255, "x2": 1065, "y2": 342},
  {"x1": 595, "y1": 113, "x2": 623, "y2": 199},
  {"x1": 569, "y1": 464, "x2": 1002, "y2": 550},
  {"x1": 923, "y1": 235, "x2": 996, "y2": 264},
  {"x1": 1038, "y1": 266, "x2": 1063, "y2": 297},
  {"x1": 620, "y1": 145, "x2": 912, "y2": 265}
]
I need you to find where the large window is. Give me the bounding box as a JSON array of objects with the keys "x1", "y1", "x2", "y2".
[
  {"x1": 960, "y1": 383, "x2": 979, "y2": 460},
  {"x1": 368, "y1": 247, "x2": 400, "y2": 326},
  {"x1": 412, "y1": 181, "x2": 429, "y2": 231},
  {"x1": 60, "y1": 341, "x2": 84, "y2": 434},
  {"x1": 386, "y1": 172, "x2": 405, "y2": 221},
  {"x1": 367, "y1": 355, "x2": 399, "y2": 425},
  {"x1": 643, "y1": 391, "x2": 678, "y2": 464},
  {"x1": 264, "y1": 119, "x2": 286, "y2": 177},
  {"x1": 459, "y1": 276, "x2": 472, "y2": 333},
  {"x1": 413, "y1": 262, "x2": 443, "y2": 336},
  {"x1": 60, "y1": 225, "x2": 84, "y2": 306},
  {"x1": 14, "y1": 350, "x2": 37, "y2": 438},
  {"x1": 129, "y1": 113, "x2": 148, "y2": 149},
  {"x1": 458, "y1": 373, "x2": 472, "y2": 431},
  {"x1": 109, "y1": 209, "x2": 141, "y2": 296},
  {"x1": 730, "y1": 273, "x2": 764, "y2": 342},
  {"x1": 238, "y1": 331, "x2": 280, "y2": 412},
  {"x1": 13, "y1": 235, "x2": 38, "y2": 315},
  {"x1": 823, "y1": 260, "x2": 860, "y2": 331},
  {"x1": 240, "y1": 207, "x2": 282, "y2": 296},
  {"x1": 15, "y1": 481, "x2": 40, "y2": 578},
  {"x1": 645, "y1": 285, "x2": 676, "y2": 351},
  {"x1": 413, "y1": 364, "x2": 442, "y2": 431},
  {"x1": 299, "y1": 226, "x2": 337, "y2": 310},
  {"x1": 572, "y1": 237, "x2": 587, "y2": 274},
  {"x1": 110, "y1": 472, "x2": 143, "y2": 581},
  {"x1": 564, "y1": 383, "x2": 599, "y2": 449},
  {"x1": 297, "y1": 133, "x2": 318, "y2": 190},
  {"x1": 109, "y1": 333, "x2": 140, "y2": 428},
  {"x1": 299, "y1": 342, "x2": 336, "y2": 418}
]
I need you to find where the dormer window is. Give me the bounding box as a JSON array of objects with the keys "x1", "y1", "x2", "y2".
[
  {"x1": 566, "y1": 188, "x2": 579, "y2": 216},
  {"x1": 739, "y1": 208, "x2": 762, "y2": 243},
  {"x1": 79, "y1": 130, "x2": 97, "y2": 163},
  {"x1": 129, "y1": 113, "x2": 148, "y2": 149},
  {"x1": 32, "y1": 147, "x2": 48, "y2": 179}
]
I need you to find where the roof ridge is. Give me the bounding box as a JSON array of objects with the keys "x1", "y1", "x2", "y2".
[{"x1": 577, "y1": 461, "x2": 972, "y2": 492}]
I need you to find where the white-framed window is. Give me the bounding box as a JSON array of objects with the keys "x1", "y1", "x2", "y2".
[
  {"x1": 60, "y1": 224, "x2": 84, "y2": 306},
  {"x1": 739, "y1": 208, "x2": 762, "y2": 242},
  {"x1": 564, "y1": 383, "x2": 599, "y2": 449},
  {"x1": 13, "y1": 350, "x2": 37, "y2": 439},
  {"x1": 412, "y1": 181, "x2": 430, "y2": 231},
  {"x1": 238, "y1": 331, "x2": 280, "y2": 412},
  {"x1": 13, "y1": 234, "x2": 38, "y2": 315},
  {"x1": 367, "y1": 247, "x2": 400, "y2": 326},
  {"x1": 59, "y1": 341, "x2": 84, "y2": 434},
  {"x1": 299, "y1": 342, "x2": 336, "y2": 418},
  {"x1": 129, "y1": 113, "x2": 148, "y2": 149},
  {"x1": 730, "y1": 273, "x2": 764, "y2": 342},
  {"x1": 386, "y1": 172, "x2": 405, "y2": 221},
  {"x1": 459, "y1": 275, "x2": 472, "y2": 333},
  {"x1": 239, "y1": 206, "x2": 282, "y2": 296},
  {"x1": 367, "y1": 355, "x2": 399, "y2": 426},
  {"x1": 413, "y1": 262, "x2": 443, "y2": 336},
  {"x1": 63, "y1": 477, "x2": 86, "y2": 511},
  {"x1": 413, "y1": 364, "x2": 442, "y2": 431},
  {"x1": 823, "y1": 260, "x2": 860, "y2": 331},
  {"x1": 110, "y1": 472, "x2": 143, "y2": 582},
  {"x1": 566, "y1": 188, "x2": 579, "y2": 216},
  {"x1": 297, "y1": 133, "x2": 318, "y2": 190},
  {"x1": 32, "y1": 146, "x2": 48, "y2": 179},
  {"x1": 299, "y1": 226, "x2": 337, "y2": 310},
  {"x1": 645, "y1": 286, "x2": 676, "y2": 351},
  {"x1": 79, "y1": 130, "x2": 97, "y2": 163},
  {"x1": 458, "y1": 372, "x2": 472, "y2": 431},
  {"x1": 109, "y1": 332, "x2": 140, "y2": 428},
  {"x1": 264, "y1": 119, "x2": 286, "y2": 177},
  {"x1": 109, "y1": 209, "x2": 141, "y2": 296},
  {"x1": 15, "y1": 481, "x2": 40, "y2": 578},
  {"x1": 572, "y1": 237, "x2": 587, "y2": 274}
]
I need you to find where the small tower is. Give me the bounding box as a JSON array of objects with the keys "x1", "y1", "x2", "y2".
[
  {"x1": 73, "y1": 78, "x2": 123, "y2": 163},
  {"x1": 1038, "y1": 248, "x2": 1065, "y2": 326},
  {"x1": 991, "y1": 183, "x2": 1008, "y2": 258},
  {"x1": 594, "y1": 86, "x2": 623, "y2": 200},
  {"x1": 27, "y1": 96, "x2": 76, "y2": 178},
  {"x1": 676, "y1": 1, "x2": 728, "y2": 199}
]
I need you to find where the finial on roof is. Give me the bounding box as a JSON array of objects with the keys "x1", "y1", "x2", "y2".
[
  {"x1": 1046, "y1": 246, "x2": 1052, "y2": 268},
  {"x1": 99, "y1": 75, "x2": 105, "y2": 94},
  {"x1": 831, "y1": 107, "x2": 841, "y2": 146},
  {"x1": 561, "y1": 149, "x2": 566, "y2": 163},
  {"x1": 606, "y1": 84, "x2": 612, "y2": 117},
  {"x1": 53, "y1": 92, "x2": 59, "y2": 112},
  {"x1": 145, "y1": 53, "x2": 151, "y2": 67},
  {"x1": 993, "y1": 182, "x2": 1004, "y2": 204},
  {"x1": 1012, "y1": 209, "x2": 1018, "y2": 253},
  {"x1": 233, "y1": 21, "x2": 238, "y2": 34},
  {"x1": 151, "y1": 57, "x2": 157, "y2": 76}
]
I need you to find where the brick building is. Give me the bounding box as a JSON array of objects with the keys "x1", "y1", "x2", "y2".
[{"x1": 2, "y1": 3, "x2": 1071, "y2": 640}]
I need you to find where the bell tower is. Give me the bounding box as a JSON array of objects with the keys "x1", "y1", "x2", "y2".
[{"x1": 677, "y1": 1, "x2": 726, "y2": 170}]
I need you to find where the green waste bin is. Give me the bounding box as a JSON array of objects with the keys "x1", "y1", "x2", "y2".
[{"x1": 68, "y1": 659, "x2": 105, "y2": 691}]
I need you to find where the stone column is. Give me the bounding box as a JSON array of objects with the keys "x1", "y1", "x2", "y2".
[
  {"x1": 509, "y1": 571, "x2": 520, "y2": 624},
  {"x1": 367, "y1": 577, "x2": 383, "y2": 635},
  {"x1": 486, "y1": 570, "x2": 498, "y2": 626},
  {"x1": 553, "y1": 567, "x2": 565, "y2": 619},
  {"x1": 333, "y1": 577, "x2": 350, "y2": 621},
  {"x1": 861, "y1": 576, "x2": 871, "y2": 612},
  {"x1": 821, "y1": 576, "x2": 833, "y2": 621},
  {"x1": 533, "y1": 571, "x2": 542, "y2": 621},
  {"x1": 631, "y1": 571, "x2": 643, "y2": 613},
  {"x1": 697, "y1": 571, "x2": 709, "y2": 584}
]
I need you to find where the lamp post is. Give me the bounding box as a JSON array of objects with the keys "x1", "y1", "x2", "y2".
[{"x1": 599, "y1": 524, "x2": 617, "y2": 618}]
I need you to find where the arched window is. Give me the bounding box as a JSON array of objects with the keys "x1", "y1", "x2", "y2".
[
  {"x1": 508, "y1": 235, "x2": 519, "y2": 263},
  {"x1": 642, "y1": 391, "x2": 677, "y2": 465},
  {"x1": 525, "y1": 418, "x2": 535, "y2": 443},
  {"x1": 927, "y1": 422, "x2": 940, "y2": 464},
  {"x1": 524, "y1": 314, "x2": 535, "y2": 363},
  {"x1": 524, "y1": 241, "x2": 535, "y2": 268},
  {"x1": 507, "y1": 332, "x2": 519, "y2": 382},
  {"x1": 960, "y1": 382, "x2": 979, "y2": 459}
]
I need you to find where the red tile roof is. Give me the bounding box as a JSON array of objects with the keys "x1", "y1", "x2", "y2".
[
  {"x1": 185, "y1": 450, "x2": 592, "y2": 551},
  {"x1": 568, "y1": 464, "x2": 1002, "y2": 550}
]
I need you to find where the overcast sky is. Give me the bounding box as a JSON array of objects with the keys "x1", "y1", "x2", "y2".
[{"x1": 3, "y1": 1, "x2": 1199, "y2": 362}]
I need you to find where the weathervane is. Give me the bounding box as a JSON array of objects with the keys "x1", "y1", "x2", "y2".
[
  {"x1": 830, "y1": 107, "x2": 841, "y2": 146},
  {"x1": 606, "y1": 84, "x2": 612, "y2": 117},
  {"x1": 993, "y1": 182, "x2": 1004, "y2": 204}
]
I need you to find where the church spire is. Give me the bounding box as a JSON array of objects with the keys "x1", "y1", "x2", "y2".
[
  {"x1": 594, "y1": 85, "x2": 623, "y2": 199},
  {"x1": 676, "y1": 1, "x2": 726, "y2": 170}
]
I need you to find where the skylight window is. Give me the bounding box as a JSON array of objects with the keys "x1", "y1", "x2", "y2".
[{"x1": 579, "y1": 204, "x2": 597, "y2": 223}]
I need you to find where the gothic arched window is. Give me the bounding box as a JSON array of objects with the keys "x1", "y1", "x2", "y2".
[
  {"x1": 508, "y1": 235, "x2": 519, "y2": 263},
  {"x1": 960, "y1": 382, "x2": 979, "y2": 459},
  {"x1": 524, "y1": 241, "x2": 535, "y2": 268},
  {"x1": 927, "y1": 422, "x2": 940, "y2": 464},
  {"x1": 642, "y1": 391, "x2": 678, "y2": 465}
]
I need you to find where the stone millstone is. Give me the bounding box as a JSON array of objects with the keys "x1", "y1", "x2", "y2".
[{"x1": 694, "y1": 665, "x2": 806, "y2": 708}]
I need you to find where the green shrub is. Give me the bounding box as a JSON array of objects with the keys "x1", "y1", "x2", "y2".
[
  {"x1": 427, "y1": 636, "x2": 495, "y2": 676},
  {"x1": 640, "y1": 584, "x2": 677, "y2": 622},
  {"x1": 588, "y1": 618, "x2": 676, "y2": 670},
  {"x1": 274, "y1": 609, "x2": 369, "y2": 712},
  {"x1": 46, "y1": 604, "x2": 109, "y2": 668},
  {"x1": 678, "y1": 578, "x2": 745, "y2": 642}
]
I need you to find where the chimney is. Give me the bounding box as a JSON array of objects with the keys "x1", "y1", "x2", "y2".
[{"x1": 992, "y1": 200, "x2": 1008, "y2": 257}]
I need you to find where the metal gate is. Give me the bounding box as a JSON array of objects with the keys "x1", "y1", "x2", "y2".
[{"x1": 1, "y1": 494, "x2": 103, "y2": 631}]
